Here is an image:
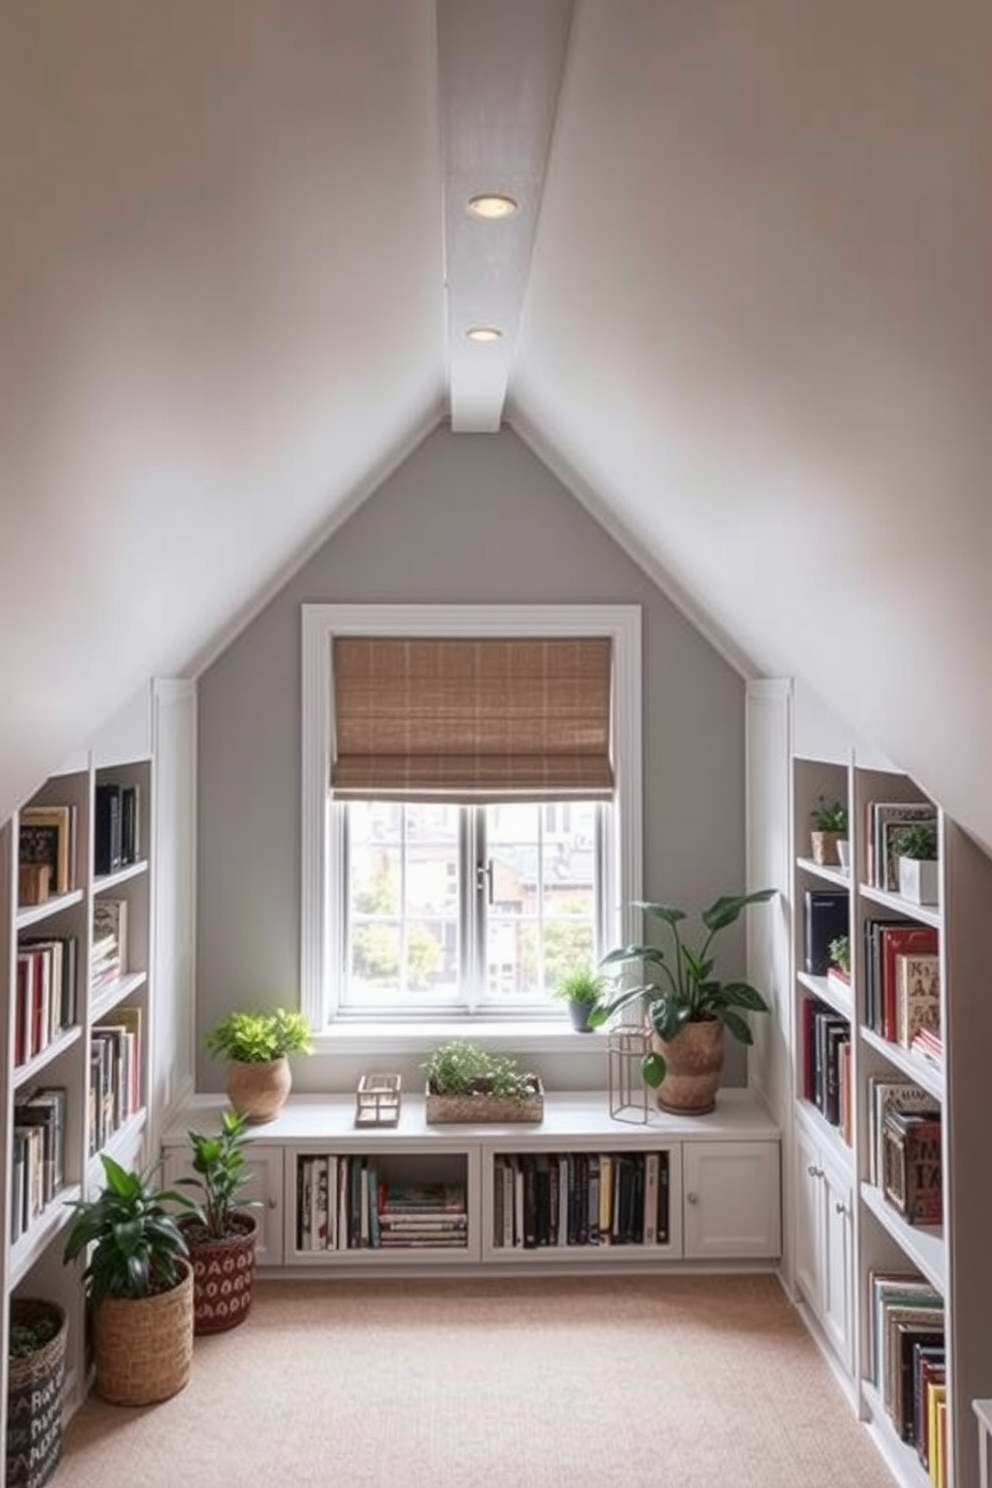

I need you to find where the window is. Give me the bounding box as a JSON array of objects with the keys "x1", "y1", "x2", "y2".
[{"x1": 301, "y1": 604, "x2": 641, "y2": 1030}]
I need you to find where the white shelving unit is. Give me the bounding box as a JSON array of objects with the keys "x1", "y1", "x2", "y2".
[
  {"x1": 161, "y1": 1088, "x2": 781, "y2": 1276},
  {"x1": 788, "y1": 752, "x2": 992, "y2": 1488},
  {"x1": 0, "y1": 745, "x2": 155, "y2": 1459}
]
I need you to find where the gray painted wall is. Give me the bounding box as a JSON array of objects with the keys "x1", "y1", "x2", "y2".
[{"x1": 195, "y1": 426, "x2": 748, "y2": 1092}]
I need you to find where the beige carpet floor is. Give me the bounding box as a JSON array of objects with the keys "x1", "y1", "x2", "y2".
[{"x1": 53, "y1": 1273, "x2": 896, "y2": 1488}]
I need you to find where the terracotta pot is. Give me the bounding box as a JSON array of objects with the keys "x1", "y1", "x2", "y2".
[
  {"x1": 225, "y1": 1056, "x2": 292, "y2": 1123},
  {"x1": 651, "y1": 1018, "x2": 725, "y2": 1116},
  {"x1": 181, "y1": 1212, "x2": 259, "y2": 1335},
  {"x1": 92, "y1": 1259, "x2": 193, "y2": 1406}
]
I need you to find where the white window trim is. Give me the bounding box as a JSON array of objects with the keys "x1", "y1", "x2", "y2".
[{"x1": 301, "y1": 603, "x2": 642, "y2": 1046}]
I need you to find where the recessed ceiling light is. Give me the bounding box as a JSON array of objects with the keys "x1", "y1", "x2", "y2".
[
  {"x1": 466, "y1": 326, "x2": 503, "y2": 343},
  {"x1": 467, "y1": 193, "x2": 518, "y2": 220}
]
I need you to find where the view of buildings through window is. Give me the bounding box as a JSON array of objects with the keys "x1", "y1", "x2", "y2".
[{"x1": 344, "y1": 800, "x2": 601, "y2": 1010}]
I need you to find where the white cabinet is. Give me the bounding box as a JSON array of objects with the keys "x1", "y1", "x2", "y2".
[
  {"x1": 682, "y1": 1140, "x2": 781, "y2": 1260},
  {"x1": 794, "y1": 1117, "x2": 854, "y2": 1377}
]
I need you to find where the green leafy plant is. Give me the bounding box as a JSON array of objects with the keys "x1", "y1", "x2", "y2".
[
  {"x1": 423, "y1": 1040, "x2": 540, "y2": 1101},
  {"x1": 828, "y1": 934, "x2": 850, "y2": 975},
  {"x1": 552, "y1": 965, "x2": 605, "y2": 1007},
  {"x1": 9, "y1": 1314, "x2": 58, "y2": 1359},
  {"x1": 62, "y1": 1154, "x2": 190, "y2": 1307},
  {"x1": 205, "y1": 1007, "x2": 313, "y2": 1064},
  {"x1": 590, "y1": 889, "x2": 776, "y2": 1087},
  {"x1": 177, "y1": 1109, "x2": 258, "y2": 1241},
  {"x1": 890, "y1": 822, "x2": 938, "y2": 861},
  {"x1": 810, "y1": 795, "x2": 848, "y2": 834}
]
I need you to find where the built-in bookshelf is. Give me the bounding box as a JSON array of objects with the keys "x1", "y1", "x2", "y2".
[
  {"x1": 789, "y1": 752, "x2": 992, "y2": 1488},
  {"x1": 161, "y1": 1089, "x2": 781, "y2": 1274},
  {"x1": 0, "y1": 750, "x2": 154, "y2": 1443}
]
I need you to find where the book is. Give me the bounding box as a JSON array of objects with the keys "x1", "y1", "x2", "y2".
[
  {"x1": 18, "y1": 805, "x2": 74, "y2": 896},
  {"x1": 894, "y1": 952, "x2": 940, "y2": 1050},
  {"x1": 878, "y1": 924, "x2": 939, "y2": 1042},
  {"x1": 866, "y1": 1076, "x2": 939, "y2": 1185},
  {"x1": 882, "y1": 1109, "x2": 942, "y2": 1224},
  {"x1": 803, "y1": 889, "x2": 849, "y2": 976},
  {"x1": 94, "y1": 783, "x2": 123, "y2": 875},
  {"x1": 895, "y1": 1324, "x2": 944, "y2": 1442},
  {"x1": 93, "y1": 898, "x2": 129, "y2": 974}
]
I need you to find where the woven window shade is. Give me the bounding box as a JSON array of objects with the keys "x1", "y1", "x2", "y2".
[{"x1": 331, "y1": 636, "x2": 614, "y2": 802}]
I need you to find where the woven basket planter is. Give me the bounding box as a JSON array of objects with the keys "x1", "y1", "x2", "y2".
[
  {"x1": 180, "y1": 1212, "x2": 259, "y2": 1335},
  {"x1": 6, "y1": 1300, "x2": 67, "y2": 1488},
  {"x1": 425, "y1": 1081, "x2": 544, "y2": 1124},
  {"x1": 92, "y1": 1258, "x2": 193, "y2": 1406}
]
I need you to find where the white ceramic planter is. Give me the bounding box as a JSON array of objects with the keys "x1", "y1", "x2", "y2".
[{"x1": 898, "y1": 855, "x2": 940, "y2": 906}]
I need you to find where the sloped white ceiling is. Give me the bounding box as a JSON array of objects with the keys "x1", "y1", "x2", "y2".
[{"x1": 1, "y1": 0, "x2": 990, "y2": 851}]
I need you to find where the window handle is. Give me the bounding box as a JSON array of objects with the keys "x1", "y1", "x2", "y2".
[{"x1": 476, "y1": 860, "x2": 494, "y2": 904}]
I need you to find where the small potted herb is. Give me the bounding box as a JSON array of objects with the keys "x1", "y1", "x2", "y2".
[
  {"x1": 827, "y1": 934, "x2": 851, "y2": 988},
  {"x1": 810, "y1": 795, "x2": 848, "y2": 868},
  {"x1": 205, "y1": 1007, "x2": 313, "y2": 1123},
  {"x1": 891, "y1": 821, "x2": 939, "y2": 906},
  {"x1": 552, "y1": 965, "x2": 605, "y2": 1033}
]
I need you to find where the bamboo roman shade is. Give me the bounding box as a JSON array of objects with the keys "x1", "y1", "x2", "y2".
[{"x1": 331, "y1": 636, "x2": 614, "y2": 802}]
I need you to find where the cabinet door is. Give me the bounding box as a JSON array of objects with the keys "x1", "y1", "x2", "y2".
[
  {"x1": 162, "y1": 1143, "x2": 284, "y2": 1267},
  {"x1": 682, "y1": 1141, "x2": 781, "y2": 1259},
  {"x1": 794, "y1": 1123, "x2": 825, "y2": 1308},
  {"x1": 819, "y1": 1148, "x2": 853, "y2": 1375}
]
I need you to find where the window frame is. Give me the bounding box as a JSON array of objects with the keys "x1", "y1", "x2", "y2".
[{"x1": 301, "y1": 603, "x2": 642, "y2": 1038}]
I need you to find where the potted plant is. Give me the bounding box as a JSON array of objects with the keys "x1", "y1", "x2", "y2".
[
  {"x1": 827, "y1": 934, "x2": 851, "y2": 993},
  {"x1": 591, "y1": 888, "x2": 776, "y2": 1115},
  {"x1": 423, "y1": 1040, "x2": 543, "y2": 1124},
  {"x1": 205, "y1": 1006, "x2": 313, "y2": 1123},
  {"x1": 62, "y1": 1155, "x2": 193, "y2": 1405},
  {"x1": 891, "y1": 821, "x2": 939, "y2": 906},
  {"x1": 175, "y1": 1109, "x2": 260, "y2": 1335},
  {"x1": 810, "y1": 795, "x2": 848, "y2": 868},
  {"x1": 6, "y1": 1298, "x2": 67, "y2": 1488},
  {"x1": 552, "y1": 965, "x2": 605, "y2": 1033}
]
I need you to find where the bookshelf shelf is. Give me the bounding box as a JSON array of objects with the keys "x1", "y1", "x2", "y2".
[{"x1": 860, "y1": 1026, "x2": 944, "y2": 1104}]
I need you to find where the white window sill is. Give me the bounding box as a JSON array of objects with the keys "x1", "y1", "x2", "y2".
[{"x1": 313, "y1": 1020, "x2": 607, "y2": 1059}]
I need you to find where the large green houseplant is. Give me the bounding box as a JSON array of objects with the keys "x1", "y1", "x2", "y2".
[
  {"x1": 205, "y1": 1006, "x2": 313, "y2": 1123},
  {"x1": 177, "y1": 1108, "x2": 260, "y2": 1334},
  {"x1": 62, "y1": 1155, "x2": 193, "y2": 1405},
  {"x1": 591, "y1": 888, "x2": 776, "y2": 1114}
]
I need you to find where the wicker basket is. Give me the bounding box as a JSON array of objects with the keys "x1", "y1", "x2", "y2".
[
  {"x1": 6, "y1": 1299, "x2": 67, "y2": 1488},
  {"x1": 92, "y1": 1258, "x2": 193, "y2": 1406},
  {"x1": 425, "y1": 1081, "x2": 544, "y2": 1124},
  {"x1": 181, "y1": 1212, "x2": 258, "y2": 1335}
]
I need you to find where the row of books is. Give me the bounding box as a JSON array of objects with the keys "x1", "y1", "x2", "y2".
[
  {"x1": 493, "y1": 1150, "x2": 670, "y2": 1249},
  {"x1": 800, "y1": 998, "x2": 851, "y2": 1141},
  {"x1": 14, "y1": 935, "x2": 78, "y2": 1068},
  {"x1": 295, "y1": 1157, "x2": 468, "y2": 1251},
  {"x1": 91, "y1": 898, "x2": 129, "y2": 991},
  {"x1": 11, "y1": 1087, "x2": 67, "y2": 1244},
  {"x1": 94, "y1": 781, "x2": 141, "y2": 876},
  {"x1": 865, "y1": 800, "x2": 938, "y2": 893},
  {"x1": 869, "y1": 1269, "x2": 945, "y2": 1480},
  {"x1": 867, "y1": 1074, "x2": 942, "y2": 1226},
  {"x1": 88, "y1": 1012, "x2": 142, "y2": 1156},
  {"x1": 863, "y1": 917, "x2": 940, "y2": 1047}
]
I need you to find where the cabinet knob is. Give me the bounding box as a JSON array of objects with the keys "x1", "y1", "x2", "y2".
[
  {"x1": 268, "y1": 1198, "x2": 278, "y2": 1210},
  {"x1": 807, "y1": 1164, "x2": 823, "y2": 1178},
  {"x1": 834, "y1": 1201, "x2": 848, "y2": 1216},
  {"x1": 686, "y1": 1191, "x2": 698, "y2": 1205}
]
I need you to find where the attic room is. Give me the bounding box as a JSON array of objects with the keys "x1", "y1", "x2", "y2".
[{"x1": 2, "y1": 3, "x2": 991, "y2": 1487}]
